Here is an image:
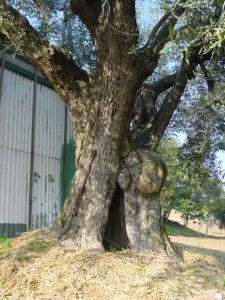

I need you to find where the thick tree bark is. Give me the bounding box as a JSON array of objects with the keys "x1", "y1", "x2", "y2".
[
  {"x1": 117, "y1": 150, "x2": 167, "y2": 251},
  {"x1": 48, "y1": 74, "x2": 174, "y2": 254},
  {"x1": 183, "y1": 214, "x2": 189, "y2": 226},
  {"x1": 48, "y1": 66, "x2": 145, "y2": 250},
  {"x1": 53, "y1": 137, "x2": 174, "y2": 254}
]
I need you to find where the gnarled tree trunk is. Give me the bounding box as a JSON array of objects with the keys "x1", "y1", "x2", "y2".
[
  {"x1": 2, "y1": 0, "x2": 211, "y2": 257},
  {"x1": 55, "y1": 126, "x2": 170, "y2": 253},
  {"x1": 53, "y1": 69, "x2": 145, "y2": 250},
  {"x1": 45, "y1": 64, "x2": 172, "y2": 253}
]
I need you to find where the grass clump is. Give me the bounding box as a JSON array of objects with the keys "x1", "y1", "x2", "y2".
[
  {"x1": 0, "y1": 238, "x2": 11, "y2": 257},
  {"x1": 106, "y1": 244, "x2": 117, "y2": 252}
]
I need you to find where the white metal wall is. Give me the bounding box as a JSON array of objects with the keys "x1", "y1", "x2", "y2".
[
  {"x1": 0, "y1": 61, "x2": 71, "y2": 236},
  {"x1": 32, "y1": 84, "x2": 65, "y2": 229},
  {"x1": 0, "y1": 70, "x2": 33, "y2": 236}
]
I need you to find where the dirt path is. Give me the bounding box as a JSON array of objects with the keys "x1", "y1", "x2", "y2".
[{"x1": 169, "y1": 211, "x2": 225, "y2": 262}]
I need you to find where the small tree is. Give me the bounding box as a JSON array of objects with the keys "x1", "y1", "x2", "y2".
[{"x1": 160, "y1": 138, "x2": 225, "y2": 229}]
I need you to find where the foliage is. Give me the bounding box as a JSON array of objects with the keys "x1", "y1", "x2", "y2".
[
  {"x1": 106, "y1": 244, "x2": 117, "y2": 252},
  {"x1": 64, "y1": 17, "x2": 96, "y2": 69},
  {"x1": 159, "y1": 137, "x2": 225, "y2": 225},
  {"x1": 178, "y1": 83, "x2": 225, "y2": 172},
  {"x1": 212, "y1": 196, "x2": 225, "y2": 228},
  {"x1": 5, "y1": 0, "x2": 95, "y2": 68},
  {"x1": 132, "y1": 263, "x2": 146, "y2": 278},
  {"x1": 199, "y1": 6, "x2": 225, "y2": 57}
]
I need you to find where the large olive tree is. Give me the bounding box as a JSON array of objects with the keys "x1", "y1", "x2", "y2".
[{"x1": 0, "y1": 0, "x2": 223, "y2": 254}]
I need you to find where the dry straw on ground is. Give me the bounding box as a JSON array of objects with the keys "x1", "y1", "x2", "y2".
[{"x1": 0, "y1": 230, "x2": 224, "y2": 300}]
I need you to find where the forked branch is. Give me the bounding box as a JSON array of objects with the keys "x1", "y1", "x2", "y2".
[
  {"x1": 0, "y1": 0, "x2": 89, "y2": 103},
  {"x1": 136, "y1": 1, "x2": 185, "y2": 75},
  {"x1": 70, "y1": 0, "x2": 102, "y2": 36},
  {"x1": 133, "y1": 46, "x2": 212, "y2": 147}
]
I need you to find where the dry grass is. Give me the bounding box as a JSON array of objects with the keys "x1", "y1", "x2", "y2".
[{"x1": 0, "y1": 230, "x2": 225, "y2": 300}]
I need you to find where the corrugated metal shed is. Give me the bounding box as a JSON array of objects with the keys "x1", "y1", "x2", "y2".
[{"x1": 0, "y1": 47, "x2": 75, "y2": 237}]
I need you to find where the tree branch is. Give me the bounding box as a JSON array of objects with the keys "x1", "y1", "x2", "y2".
[
  {"x1": 70, "y1": 0, "x2": 138, "y2": 67},
  {"x1": 0, "y1": 0, "x2": 89, "y2": 104},
  {"x1": 146, "y1": 73, "x2": 177, "y2": 95},
  {"x1": 132, "y1": 62, "x2": 192, "y2": 148},
  {"x1": 136, "y1": 3, "x2": 185, "y2": 74},
  {"x1": 107, "y1": 0, "x2": 138, "y2": 37},
  {"x1": 133, "y1": 73, "x2": 177, "y2": 130},
  {"x1": 150, "y1": 63, "x2": 192, "y2": 141},
  {"x1": 200, "y1": 63, "x2": 215, "y2": 93},
  {"x1": 70, "y1": 0, "x2": 102, "y2": 36},
  {"x1": 151, "y1": 50, "x2": 211, "y2": 140},
  {"x1": 150, "y1": 6, "x2": 185, "y2": 55},
  {"x1": 133, "y1": 47, "x2": 211, "y2": 147}
]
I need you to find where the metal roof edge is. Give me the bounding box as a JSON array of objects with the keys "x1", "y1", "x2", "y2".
[{"x1": 0, "y1": 44, "x2": 52, "y2": 89}]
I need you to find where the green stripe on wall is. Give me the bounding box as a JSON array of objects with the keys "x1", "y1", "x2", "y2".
[
  {"x1": 0, "y1": 45, "x2": 52, "y2": 89},
  {"x1": 0, "y1": 45, "x2": 32, "y2": 66},
  {"x1": 60, "y1": 138, "x2": 76, "y2": 210}
]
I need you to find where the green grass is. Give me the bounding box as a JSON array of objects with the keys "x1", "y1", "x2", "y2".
[
  {"x1": 0, "y1": 237, "x2": 11, "y2": 250},
  {"x1": 106, "y1": 244, "x2": 117, "y2": 252},
  {"x1": 0, "y1": 237, "x2": 11, "y2": 257},
  {"x1": 165, "y1": 223, "x2": 203, "y2": 237}
]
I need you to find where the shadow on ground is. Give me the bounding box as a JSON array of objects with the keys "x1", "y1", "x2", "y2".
[
  {"x1": 173, "y1": 241, "x2": 225, "y2": 265},
  {"x1": 166, "y1": 220, "x2": 225, "y2": 240}
]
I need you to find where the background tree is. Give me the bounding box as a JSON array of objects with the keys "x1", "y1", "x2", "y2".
[
  {"x1": 160, "y1": 138, "x2": 225, "y2": 230},
  {"x1": 0, "y1": 0, "x2": 224, "y2": 255}
]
